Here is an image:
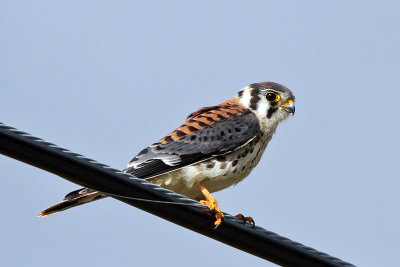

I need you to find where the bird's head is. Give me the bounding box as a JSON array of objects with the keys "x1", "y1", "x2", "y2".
[{"x1": 238, "y1": 82, "x2": 295, "y2": 131}]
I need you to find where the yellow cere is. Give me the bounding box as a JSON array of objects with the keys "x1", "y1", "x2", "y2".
[{"x1": 283, "y1": 99, "x2": 293, "y2": 106}]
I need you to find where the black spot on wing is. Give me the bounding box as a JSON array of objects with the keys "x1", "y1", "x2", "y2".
[
  {"x1": 175, "y1": 130, "x2": 186, "y2": 137},
  {"x1": 204, "y1": 116, "x2": 215, "y2": 123},
  {"x1": 192, "y1": 120, "x2": 208, "y2": 128},
  {"x1": 164, "y1": 136, "x2": 173, "y2": 143},
  {"x1": 188, "y1": 126, "x2": 198, "y2": 132},
  {"x1": 217, "y1": 114, "x2": 225, "y2": 120}
]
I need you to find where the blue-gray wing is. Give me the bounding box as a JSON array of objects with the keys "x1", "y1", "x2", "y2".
[{"x1": 124, "y1": 109, "x2": 261, "y2": 179}]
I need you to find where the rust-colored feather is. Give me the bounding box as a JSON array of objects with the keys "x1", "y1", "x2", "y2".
[{"x1": 160, "y1": 97, "x2": 247, "y2": 144}]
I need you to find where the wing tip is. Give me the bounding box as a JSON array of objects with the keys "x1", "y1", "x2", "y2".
[{"x1": 37, "y1": 203, "x2": 65, "y2": 217}]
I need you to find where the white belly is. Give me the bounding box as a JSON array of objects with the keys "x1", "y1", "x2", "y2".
[{"x1": 147, "y1": 137, "x2": 269, "y2": 200}]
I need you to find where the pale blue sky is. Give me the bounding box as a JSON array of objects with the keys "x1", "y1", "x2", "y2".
[{"x1": 1, "y1": 1, "x2": 399, "y2": 266}]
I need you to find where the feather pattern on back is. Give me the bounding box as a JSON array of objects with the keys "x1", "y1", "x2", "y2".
[{"x1": 125, "y1": 98, "x2": 262, "y2": 179}]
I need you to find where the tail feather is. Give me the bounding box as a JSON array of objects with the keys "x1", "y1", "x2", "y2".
[{"x1": 38, "y1": 188, "x2": 106, "y2": 217}]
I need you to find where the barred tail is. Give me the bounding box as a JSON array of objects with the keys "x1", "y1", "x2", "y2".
[{"x1": 38, "y1": 188, "x2": 106, "y2": 217}]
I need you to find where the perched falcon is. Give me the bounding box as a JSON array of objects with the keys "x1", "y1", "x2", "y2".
[{"x1": 39, "y1": 82, "x2": 295, "y2": 226}]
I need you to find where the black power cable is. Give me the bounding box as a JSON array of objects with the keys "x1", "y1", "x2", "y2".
[{"x1": 0, "y1": 122, "x2": 354, "y2": 267}]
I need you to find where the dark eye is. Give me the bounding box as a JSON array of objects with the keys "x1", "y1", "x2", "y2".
[{"x1": 266, "y1": 92, "x2": 279, "y2": 102}]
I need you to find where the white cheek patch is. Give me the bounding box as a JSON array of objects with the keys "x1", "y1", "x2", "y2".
[
  {"x1": 238, "y1": 86, "x2": 252, "y2": 109},
  {"x1": 256, "y1": 99, "x2": 268, "y2": 118}
]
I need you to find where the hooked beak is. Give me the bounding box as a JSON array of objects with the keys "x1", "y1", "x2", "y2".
[{"x1": 280, "y1": 99, "x2": 295, "y2": 115}]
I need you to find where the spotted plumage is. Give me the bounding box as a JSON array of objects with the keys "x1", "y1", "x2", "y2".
[
  {"x1": 125, "y1": 101, "x2": 260, "y2": 182},
  {"x1": 39, "y1": 81, "x2": 295, "y2": 225}
]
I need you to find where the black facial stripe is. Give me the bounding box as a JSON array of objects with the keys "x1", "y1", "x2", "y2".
[
  {"x1": 238, "y1": 90, "x2": 244, "y2": 97},
  {"x1": 249, "y1": 88, "x2": 260, "y2": 110},
  {"x1": 269, "y1": 100, "x2": 278, "y2": 107},
  {"x1": 267, "y1": 107, "x2": 278, "y2": 118}
]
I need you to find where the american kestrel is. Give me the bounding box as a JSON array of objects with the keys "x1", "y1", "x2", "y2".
[{"x1": 39, "y1": 82, "x2": 295, "y2": 226}]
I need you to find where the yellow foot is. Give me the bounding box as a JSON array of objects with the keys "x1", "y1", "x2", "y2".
[
  {"x1": 196, "y1": 182, "x2": 224, "y2": 227},
  {"x1": 235, "y1": 214, "x2": 255, "y2": 228}
]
